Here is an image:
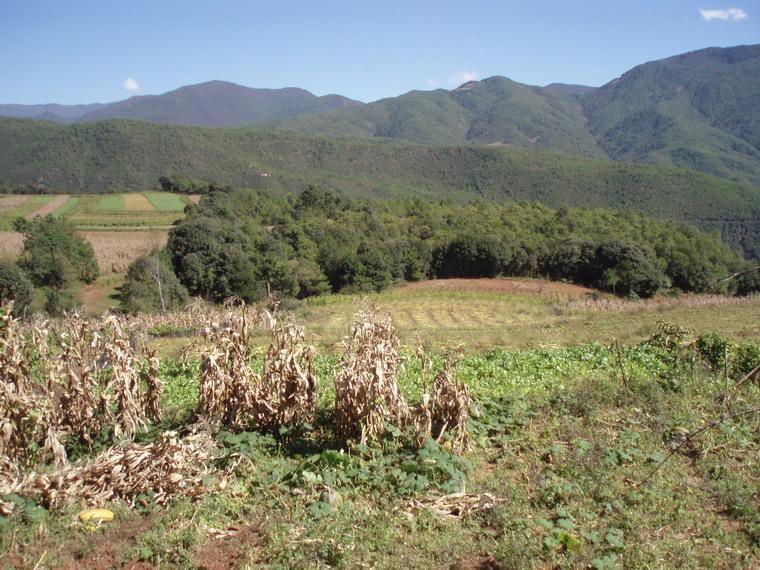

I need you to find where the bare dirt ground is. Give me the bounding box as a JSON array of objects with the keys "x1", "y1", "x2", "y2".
[{"x1": 398, "y1": 277, "x2": 595, "y2": 297}]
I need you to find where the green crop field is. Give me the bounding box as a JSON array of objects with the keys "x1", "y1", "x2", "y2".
[
  {"x1": 93, "y1": 194, "x2": 126, "y2": 212},
  {"x1": 46, "y1": 192, "x2": 189, "y2": 229},
  {"x1": 145, "y1": 191, "x2": 188, "y2": 212},
  {"x1": 0, "y1": 195, "x2": 55, "y2": 230},
  {"x1": 51, "y1": 196, "x2": 79, "y2": 217}
]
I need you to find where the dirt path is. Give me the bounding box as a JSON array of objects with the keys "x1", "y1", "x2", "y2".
[{"x1": 26, "y1": 195, "x2": 70, "y2": 218}]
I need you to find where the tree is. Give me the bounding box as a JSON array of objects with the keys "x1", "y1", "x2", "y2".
[
  {"x1": 432, "y1": 235, "x2": 510, "y2": 278},
  {"x1": 121, "y1": 253, "x2": 189, "y2": 314},
  {"x1": 0, "y1": 261, "x2": 34, "y2": 316},
  {"x1": 14, "y1": 216, "x2": 99, "y2": 289}
]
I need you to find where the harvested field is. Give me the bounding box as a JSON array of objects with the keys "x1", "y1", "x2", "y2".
[
  {"x1": 25, "y1": 194, "x2": 70, "y2": 218},
  {"x1": 299, "y1": 279, "x2": 760, "y2": 350},
  {"x1": 186, "y1": 195, "x2": 203, "y2": 204},
  {"x1": 82, "y1": 230, "x2": 168, "y2": 273},
  {"x1": 0, "y1": 229, "x2": 169, "y2": 273},
  {"x1": 0, "y1": 231, "x2": 23, "y2": 259},
  {"x1": 399, "y1": 277, "x2": 594, "y2": 298},
  {"x1": 122, "y1": 193, "x2": 156, "y2": 211},
  {"x1": 0, "y1": 195, "x2": 30, "y2": 210}
]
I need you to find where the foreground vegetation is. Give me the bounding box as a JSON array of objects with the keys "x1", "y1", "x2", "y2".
[{"x1": 0, "y1": 301, "x2": 758, "y2": 568}]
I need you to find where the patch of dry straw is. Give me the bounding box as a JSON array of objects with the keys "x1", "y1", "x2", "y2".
[{"x1": 334, "y1": 308, "x2": 409, "y2": 444}]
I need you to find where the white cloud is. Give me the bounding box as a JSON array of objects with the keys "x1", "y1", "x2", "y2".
[
  {"x1": 449, "y1": 70, "x2": 478, "y2": 84},
  {"x1": 699, "y1": 7, "x2": 748, "y2": 21},
  {"x1": 123, "y1": 77, "x2": 140, "y2": 91},
  {"x1": 425, "y1": 79, "x2": 439, "y2": 87}
]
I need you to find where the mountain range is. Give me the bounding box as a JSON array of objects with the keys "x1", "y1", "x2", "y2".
[
  {"x1": 0, "y1": 82, "x2": 361, "y2": 126},
  {"x1": 2, "y1": 44, "x2": 759, "y2": 186}
]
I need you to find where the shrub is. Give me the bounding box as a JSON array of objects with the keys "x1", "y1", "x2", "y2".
[
  {"x1": 14, "y1": 216, "x2": 99, "y2": 288},
  {"x1": 0, "y1": 261, "x2": 34, "y2": 316}
]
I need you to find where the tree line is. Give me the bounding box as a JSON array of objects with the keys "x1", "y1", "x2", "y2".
[{"x1": 2, "y1": 185, "x2": 759, "y2": 316}]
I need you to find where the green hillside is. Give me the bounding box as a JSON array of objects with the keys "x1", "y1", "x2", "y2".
[
  {"x1": 274, "y1": 77, "x2": 607, "y2": 158},
  {"x1": 273, "y1": 45, "x2": 760, "y2": 186},
  {"x1": 583, "y1": 45, "x2": 760, "y2": 186},
  {"x1": 2, "y1": 117, "x2": 760, "y2": 256}
]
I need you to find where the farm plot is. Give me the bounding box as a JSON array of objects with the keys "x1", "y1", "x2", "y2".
[
  {"x1": 82, "y1": 230, "x2": 169, "y2": 274},
  {"x1": 298, "y1": 279, "x2": 760, "y2": 350},
  {"x1": 0, "y1": 196, "x2": 55, "y2": 230},
  {"x1": 122, "y1": 193, "x2": 156, "y2": 211},
  {"x1": 145, "y1": 192, "x2": 188, "y2": 212},
  {"x1": 24, "y1": 194, "x2": 70, "y2": 218},
  {"x1": 67, "y1": 192, "x2": 186, "y2": 229}
]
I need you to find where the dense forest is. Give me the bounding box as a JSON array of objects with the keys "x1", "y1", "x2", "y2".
[
  {"x1": 3, "y1": 118, "x2": 760, "y2": 258},
  {"x1": 161, "y1": 186, "x2": 758, "y2": 305}
]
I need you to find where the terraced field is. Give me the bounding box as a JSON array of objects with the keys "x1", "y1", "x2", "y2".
[
  {"x1": 297, "y1": 279, "x2": 760, "y2": 350},
  {"x1": 0, "y1": 192, "x2": 195, "y2": 230},
  {"x1": 0, "y1": 192, "x2": 195, "y2": 271}
]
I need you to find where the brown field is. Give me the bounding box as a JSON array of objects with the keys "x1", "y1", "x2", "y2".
[
  {"x1": 25, "y1": 194, "x2": 70, "y2": 219},
  {"x1": 81, "y1": 230, "x2": 168, "y2": 273},
  {"x1": 0, "y1": 231, "x2": 23, "y2": 259},
  {"x1": 0, "y1": 195, "x2": 30, "y2": 210},
  {"x1": 186, "y1": 195, "x2": 202, "y2": 204},
  {"x1": 122, "y1": 193, "x2": 156, "y2": 211},
  {"x1": 0, "y1": 229, "x2": 169, "y2": 273}
]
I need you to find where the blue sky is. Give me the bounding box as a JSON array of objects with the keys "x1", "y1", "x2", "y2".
[{"x1": 1, "y1": 1, "x2": 758, "y2": 104}]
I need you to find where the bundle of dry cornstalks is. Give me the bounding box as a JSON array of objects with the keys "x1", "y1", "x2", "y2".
[
  {"x1": 56, "y1": 312, "x2": 163, "y2": 445},
  {"x1": 334, "y1": 308, "x2": 409, "y2": 443},
  {"x1": 0, "y1": 431, "x2": 218, "y2": 510},
  {"x1": 415, "y1": 358, "x2": 472, "y2": 452},
  {"x1": 195, "y1": 301, "x2": 317, "y2": 432},
  {"x1": 0, "y1": 305, "x2": 64, "y2": 467},
  {"x1": 1, "y1": 303, "x2": 163, "y2": 473}
]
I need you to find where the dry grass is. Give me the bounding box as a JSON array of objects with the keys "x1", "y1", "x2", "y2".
[
  {"x1": 334, "y1": 307, "x2": 409, "y2": 443},
  {"x1": 0, "y1": 231, "x2": 23, "y2": 259},
  {"x1": 0, "y1": 230, "x2": 168, "y2": 274},
  {"x1": 0, "y1": 196, "x2": 30, "y2": 210},
  {"x1": 122, "y1": 193, "x2": 156, "y2": 211},
  {"x1": 82, "y1": 230, "x2": 168, "y2": 273}
]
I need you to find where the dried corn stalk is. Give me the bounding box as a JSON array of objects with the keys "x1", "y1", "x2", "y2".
[
  {"x1": 334, "y1": 308, "x2": 408, "y2": 443},
  {"x1": 1, "y1": 431, "x2": 218, "y2": 510},
  {"x1": 196, "y1": 302, "x2": 317, "y2": 432},
  {"x1": 425, "y1": 361, "x2": 471, "y2": 452},
  {"x1": 259, "y1": 314, "x2": 317, "y2": 429},
  {"x1": 197, "y1": 304, "x2": 258, "y2": 429},
  {"x1": 0, "y1": 304, "x2": 65, "y2": 467},
  {"x1": 414, "y1": 348, "x2": 472, "y2": 453}
]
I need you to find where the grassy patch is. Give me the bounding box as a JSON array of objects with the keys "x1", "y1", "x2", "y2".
[
  {"x1": 94, "y1": 194, "x2": 126, "y2": 212},
  {"x1": 145, "y1": 192, "x2": 187, "y2": 212},
  {"x1": 51, "y1": 196, "x2": 80, "y2": 217}
]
